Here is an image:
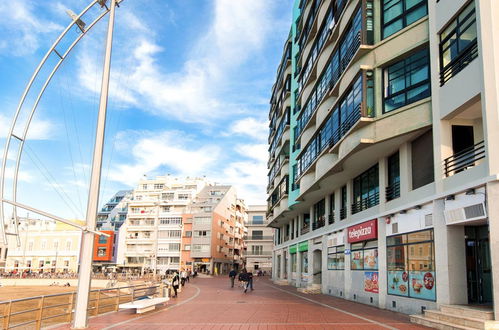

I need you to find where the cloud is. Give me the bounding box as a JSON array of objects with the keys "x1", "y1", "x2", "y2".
[
  {"x1": 0, "y1": 1, "x2": 63, "y2": 56},
  {"x1": 228, "y1": 117, "x2": 269, "y2": 141},
  {"x1": 235, "y1": 143, "x2": 268, "y2": 163},
  {"x1": 109, "y1": 130, "x2": 221, "y2": 185},
  {"x1": 0, "y1": 114, "x2": 56, "y2": 141}
]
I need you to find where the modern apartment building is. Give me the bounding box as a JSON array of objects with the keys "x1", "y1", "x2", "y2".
[
  {"x1": 5, "y1": 218, "x2": 82, "y2": 273},
  {"x1": 96, "y1": 190, "x2": 131, "y2": 231},
  {"x1": 116, "y1": 176, "x2": 208, "y2": 273},
  {"x1": 244, "y1": 205, "x2": 273, "y2": 273},
  {"x1": 268, "y1": 0, "x2": 499, "y2": 323},
  {"x1": 185, "y1": 186, "x2": 247, "y2": 275}
]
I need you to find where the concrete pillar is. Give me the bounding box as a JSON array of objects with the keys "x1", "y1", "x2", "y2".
[
  {"x1": 296, "y1": 250, "x2": 302, "y2": 287},
  {"x1": 280, "y1": 251, "x2": 285, "y2": 280},
  {"x1": 325, "y1": 194, "x2": 331, "y2": 226},
  {"x1": 297, "y1": 215, "x2": 302, "y2": 237},
  {"x1": 377, "y1": 217, "x2": 387, "y2": 309},
  {"x1": 346, "y1": 181, "x2": 353, "y2": 219},
  {"x1": 433, "y1": 198, "x2": 467, "y2": 305},
  {"x1": 344, "y1": 241, "x2": 352, "y2": 299},
  {"x1": 399, "y1": 143, "x2": 411, "y2": 196},
  {"x1": 378, "y1": 157, "x2": 387, "y2": 212},
  {"x1": 286, "y1": 248, "x2": 292, "y2": 284},
  {"x1": 487, "y1": 181, "x2": 499, "y2": 319}
]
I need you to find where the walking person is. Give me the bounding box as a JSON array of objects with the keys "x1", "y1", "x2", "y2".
[
  {"x1": 247, "y1": 271, "x2": 254, "y2": 291},
  {"x1": 180, "y1": 269, "x2": 188, "y2": 286},
  {"x1": 238, "y1": 269, "x2": 250, "y2": 293},
  {"x1": 171, "y1": 272, "x2": 180, "y2": 298},
  {"x1": 229, "y1": 268, "x2": 237, "y2": 288}
]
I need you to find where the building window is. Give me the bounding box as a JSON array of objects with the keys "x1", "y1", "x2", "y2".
[
  {"x1": 327, "y1": 245, "x2": 345, "y2": 270},
  {"x1": 192, "y1": 244, "x2": 210, "y2": 252},
  {"x1": 98, "y1": 235, "x2": 108, "y2": 244},
  {"x1": 352, "y1": 164, "x2": 379, "y2": 214},
  {"x1": 350, "y1": 240, "x2": 378, "y2": 270},
  {"x1": 27, "y1": 241, "x2": 33, "y2": 251},
  {"x1": 439, "y1": 2, "x2": 477, "y2": 85},
  {"x1": 251, "y1": 245, "x2": 263, "y2": 255},
  {"x1": 252, "y1": 215, "x2": 264, "y2": 224},
  {"x1": 384, "y1": 49, "x2": 430, "y2": 113},
  {"x1": 162, "y1": 193, "x2": 174, "y2": 200},
  {"x1": 97, "y1": 247, "x2": 107, "y2": 257},
  {"x1": 194, "y1": 217, "x2": 211, "y2": 225},
  {"x1": 184, "y1": 244, "x2": 191, "y2": 251},
  {"x1": 178, "y1": 193, "x2": 189, "y2": 200},
  {"x1": 53, "y1": 240, "x2": 59, "y2": 250},
  {"x1": 159, "y1": 217, "x2": 182, "y2": 225},
  {"x1": 153, "y1": 183, "x2": 164, "y2": 190},
  {"x1": 382, "y1": 0, "x2": 428, "y2": 39},
  {"x1": 168, "y1": 243, "x2": 180, "y2": 251},
  {"x1": 387, "y1": 229, "x2": 435, "y2": 300},
  {"x1": 411, "y1": 130, "x2": 434, "y2": 189},
  {"x1": 251, "y1": 230, "x2": 263, "y2": 239},
  {"x1": 313, "y1": 199, "x2": 325, "y2": 230},
  {"x1": 329, "y1": 193, "x2": 335, "y2": 224},
  {"x1": 41, "y1": 240, "x2": 47, "y2": 249},
  {"x1": 302, "y1": 252, "x2": 309, "y2": 273},
  {"x1": 340, "y1": 186, "x2": 347, "y2": 220},
  {"x1": 161, "y1": 206, "x2": 171, "y2": 213},
  {"x1": 194, "y1": 230, "x2": 210, "y2": 237},
  {"x1": 142, "y1": 184, "x2": 148, "y2": 190},
  {"x1": 184, "y1": 231, "x2": 192, "y2": 237},
  {"x1": 291, "y1": 253, "x2": 297, "y2": 272},
  {"x1": 387, "y1": 152, "x2": 401, "y2": 201}
]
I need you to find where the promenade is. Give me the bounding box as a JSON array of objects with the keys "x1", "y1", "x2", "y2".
[{"x1": 53, "y1": 276, "x2": 427, "y2": 329}]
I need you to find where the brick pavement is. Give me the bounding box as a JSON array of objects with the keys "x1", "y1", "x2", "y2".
[{"x1": 54, "y1": 276, "x2": 429, "y2": 329}]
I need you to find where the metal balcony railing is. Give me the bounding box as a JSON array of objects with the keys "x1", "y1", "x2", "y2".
[
  {"x1": 351, "y1": 192, "x2": 380, "y2": 214},
  {"x1": 243, "y1": 236, "x2": 273, "y2": 240},
  {"x1": 440, "y1": 40, "x2": 478, "y2": 86},
  {"x1": 300, "y1": 225, "x2": 310, "y2": 235},
  {"x1": 328, "y1": 213, "x2": 334, "y2": 225},
  {"x1": 386, "y1": 180, "x2": 400, "y2": 201},
  {"x1": 443, "y1": 140, "x2": 485, "y2": 177},
  {"x1": 340, "y1": 207, "x2": 347, "y2": 220},
  {"x1": 312, "y1": 217, "x2": 325, "y2": 230}
]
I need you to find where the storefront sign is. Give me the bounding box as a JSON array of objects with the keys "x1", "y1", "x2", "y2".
[
  {"x1": 348, "y1": 220, "x2": 377, "y2": 243},
  {"x1": 289, "y1": 245, "x2": 297, "y2": 254},
  {"x1": 298, "y1": 241, "x2": 308, "y2": 252},
  {"x1": 364, "y1": 272, "x2": 379, "y2": 293}
]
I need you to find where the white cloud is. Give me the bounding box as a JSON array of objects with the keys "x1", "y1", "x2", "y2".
[
  {"x1": 0, "y1": 1, "x2": 63, "y2": 56},
  {"x1": 0, "y1": 114, "x2": 56, "y2": 141},
  {"x1": 109, "y1": 130, "x2": 221, "y2": 185},
  {"x1": 235, "y1": 143, "x2": 268, "y2": 163},
  {"x1": 229, "y1": 117, "x2": 269, "y2": 141}
]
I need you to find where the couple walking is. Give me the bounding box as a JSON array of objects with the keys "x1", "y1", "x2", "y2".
[{"x1": 229, "y1": 268, "x2": 253, "y2": 293}]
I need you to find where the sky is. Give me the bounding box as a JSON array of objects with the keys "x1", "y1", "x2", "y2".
[{"x1": 0, "y1": 0, "x2": 293, "y2": 220}]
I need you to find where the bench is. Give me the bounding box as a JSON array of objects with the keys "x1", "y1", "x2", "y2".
[{"x1": 119, "y1": 297, "x2": 169, "y2": 314}]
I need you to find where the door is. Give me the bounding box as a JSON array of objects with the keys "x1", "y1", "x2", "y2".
[{"x1": 465, "y1": 225, "x2": 493, "y2": 305}]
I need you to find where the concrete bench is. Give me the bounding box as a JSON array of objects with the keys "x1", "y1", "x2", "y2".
[{"x1": 119, "y1": 297, "x2": 169, "y2": 313}]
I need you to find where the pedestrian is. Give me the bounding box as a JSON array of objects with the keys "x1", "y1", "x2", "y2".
[
  {"x1": 186, "y1": 270, "x2": 190, "y2": 282},
  {"x1": 238, "y1": 269, "x2": 250, "y2": 293},
  {"x1": 229, "y1": 268, "x2": 237, "y2": 288},
  {"x1": 247, "y1": 271, "x2": 254, "y2": 291},
  {"x1": 181, "y1": 269, "x2": 188, "y2": 286},
  {"x1": 171, "y1": 272, "x2": 180, "y2": 298}
]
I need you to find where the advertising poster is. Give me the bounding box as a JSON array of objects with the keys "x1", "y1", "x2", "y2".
[
  {"x1": 351, "y1": 250, "x2": 363, "y2": 270},
  {"x1": 364, "y1": 271, "x2": 379, "y2": 293},
  {"x1": 409, "y1": 271, "x2": 436, "y2": 301},
  {"x1": 388, "y1": 270, "x2": 409, "y2": 296},
  {"x1": 364, "y1": 249, "x2": 378, "y2": 270}
]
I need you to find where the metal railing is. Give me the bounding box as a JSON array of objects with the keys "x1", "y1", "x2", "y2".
[
  {"x1": 386, "y1": 181, "x2": 400, "y2": 201},
  {"x1": 443, "y1": 140, "x2": 485, "y2": 177},
  {"x1": 0, "y1": 283, "x2": 164, "y2": 329},
  {"x1": 440, "y1": 40, "x2": 478, "y2": 86},
  {"x1": 340, "y1": 207, "x2": 347, "y2": 220},
  {"x1": 243, "y1": 236, "x2": 273, "y2": 240},
  {"x1": 328, "y1": 213, "x2": 335, "y2": 225},
  {"x1": 312, "y1": 217, "x2": 325, "y2": 230},
  {"x1": 351, "y1": 192, "x2": 379, "y2": 214}
]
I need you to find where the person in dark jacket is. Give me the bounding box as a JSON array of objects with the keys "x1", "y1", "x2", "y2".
[
  {"x1": 238, "y1": 269, "x2": 250, "y2": 293},
  {"x1": 171, "y1": 272, "x2": 180, "y2": 298},
  {"x1": 229, "y1": 269, "x2": 237, "y2": 288},
  {"x1": 247, "y1": 271, "x2": 254, "y2": 291}
]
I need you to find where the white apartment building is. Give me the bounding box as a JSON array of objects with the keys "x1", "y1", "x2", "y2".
[
  {"x1": 268, "y1": 0, "x2": 499, "y2": 326},
  {"x1": 4, "y1": 218, "x2": 82, "y2": 274},
  {"x1": 117, "y1": 176, "x2": 208, "y2": 273},
  {"x1": 244, "y1": 205, "x2": 273, "y2": 273}
]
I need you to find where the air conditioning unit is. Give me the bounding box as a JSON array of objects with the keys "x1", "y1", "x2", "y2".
[{"x1": 444, "y1": 203, "x2": 487, "y2": 225}]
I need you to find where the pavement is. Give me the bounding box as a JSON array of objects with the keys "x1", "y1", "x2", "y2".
[{"x1": 54, "y1": 276, "x2": 429, "y2": 329}]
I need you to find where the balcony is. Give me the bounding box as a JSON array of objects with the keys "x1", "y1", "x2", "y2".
[
  {"x1": 267, "y1": 175, "x2": 289, "y2": 214},
  {"x1": 328, "y1": 213, "x2": 334, "y2": 225},
  {"x1": 440, "y1": 40, "x2": 478, "y2": 86},
  {"x1": 245, "y1": 251, "x2": 272, "y2": 256},
  {"x1": 243, "y1": 236, "x2": 273, "y2": 241},
  {"x1": 300, "y1": 224, "x2": 310, "y2": 235},
  {"x1": 386, "y1": 181, "x2": 400, "y2": 202},
  {"x1": 312, "y1": 216, "x2": 325, "y2": 230},
  {"x1": 269, "y1": 108, "x2": 290, "y2": 158},
  {"x1": 340, "y1": 207, "x2": 347, "y2": 220},
  {"x1": 443, "y1": 140, "x2": 485, "y2": 177},
  {"x1": 351, "y1": 192, "x2": 379, "y2": 215}
]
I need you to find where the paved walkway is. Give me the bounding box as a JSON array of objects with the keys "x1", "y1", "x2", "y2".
[{"x1": 56, "y1": 276, "x2": 428, "y2": 329}]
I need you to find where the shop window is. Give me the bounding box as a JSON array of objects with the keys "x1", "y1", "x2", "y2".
[
  {"x1": 291, "y1": 253, "x2": 297, "y2": 272},
  {"x1": 327, "y1": 245, "x2": 345, "y2": 270},
  {"x1": 382, "y1": 0, "x2": 428, "y2": 39},
  {"x1": 387, "y1": 229, "x2": 435, "y2": 300},
  {"x1": 383, "y1": 49, "x2": 430, "y2": 113},
  {"x1": 350, "y1": 240, "x2": 378, "y2": 270},
  {"x1": 439, "y1": 2, "x2": 477, "y2": 85},
  {"x1": 302, "y1": 253, "x2": 309, "y2": 273}
]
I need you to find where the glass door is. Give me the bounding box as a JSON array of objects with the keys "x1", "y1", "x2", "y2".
[{"x1": 465, "y1": 226, "x2": 493, "y2": 305}]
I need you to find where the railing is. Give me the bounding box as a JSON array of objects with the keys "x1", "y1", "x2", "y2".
[
  {"x1": 0, "y1": 283, "x2": 164, "y2": 329},
  {"x1": 245, "y1": 251, "x2": 273, "y2": 256},
  {"x1": 243, "y1": 236, "x2": 273, "y2": 240},
  {"x1": 351, "y1": 192, "x2": 379, "y2": 214},
  {"x1": 440, "y1": 40, "x2": 478, "y2": 86},
  {"x1": 312, "y1": 216, "x2": 325, "y2": 230},
  {"x1": 328, "y1": 213, "x2": 334, "y2": 225},
  {"x1": 340, "y1": 207, "x2": 347, "y2": 220},
  {"x1": 443, "y1": 140, "x2": 485, "y2": 177},
  {"x1": 300, "y1": 225, "x2": 310, "y2": 235},
  {"x1": 386, "y1": 181, "x2": 400, "y2": 201},
  {"x1": 269, "y1": 108, "x2": 290, "y2": 156}
]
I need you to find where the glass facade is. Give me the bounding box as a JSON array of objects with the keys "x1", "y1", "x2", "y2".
[{"x1": 382, "y1": 0, "x2": 428, "y2": 39}]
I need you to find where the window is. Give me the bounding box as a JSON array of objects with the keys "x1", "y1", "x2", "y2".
[
  {"x1": 352, "y1": 164, "x2": 379, "y2": 214},
  {"x1": 439, "y1": 2, "x2": 477, "y2": 85},
  {"x1": 184, "y1": 244, "x2": 191, "y2": 251},
  {"x1": 387, "y1": 229, "x2": 435, "y2": 300},
  {"x1": 170, "y1": 257, "x2": 180, "y2": 264},
  {"x1": 194, "y1": 230, "x2": 210, "y2": 237},
  {"x1": 302, "y1": 252, "x2": 309, "y2": 273},
  {"x1": 178, "y1": 193, "x2": 189, "y2": 200},
  {"x1": 411, "y1": 130, "x2": 434, "y2": 189},
  {"x1": 291, "y1": 253, "x2": 297, "y2": 272},
  {"x1": 158, "y1": 230, "x2": 181, "y2": 238},
  {"x1": 159, "y1": 217, "x2": 182, "y2": 225},
  {"x1": 168, "y1": 243, "x2": 180, "y2": 251},
  {"x1": 161, "y1": 206, "x2": 171, "y2": 213},
  {"x1": 194, "y1": 217, "x2": 211, "y2": 225},
  {"x1": 184, "y1": 231, "x2": 192, "y2": 237},
  {"x1": 97, "y1": 247, "x2": 107, "y2": 257},
  {"x1": 142, "y1": 184, "x2": 148, "y2": 190},
  {"x1": 203, "y1": 206, "x2": 212, "y2": 212},
  {"x1": 313, "y1": 199, "x2": 326, "y2": 230},
  {"x1": 251, "y1": 245, "x2": 263, "y2": 255},
  {"x1": 382, "y1": 0, "x2": 427, "y2": 39},
  {"x1": 98, "y1": 235, "x2": 108, "y2": 244},
  {"x1": 384, "y1": 49, "x2": 430, "y2": 113},
  {"x1": 41, "y1": 240, "x2": 47, "y2": 249},
  {"x1": 252, "y1": 215, "x2": 264, "y2": 224},
  {"x1": 66, "y1": 240, "x2": 72, "y2": 250},
  {"x1": 387, "y1": 152, "x2": 400, "y2": 201},
  {"x1": 350, "y1": 241, "x2": 378, "y2": 270},
  {"x1": 153, "y1": 183, "x2": 164, "y2": 190},
  {"x1": 162, "y1": 193, "x2": 174, "y2": 200},
  {"x1": 192, "y1": 244, "x2": 210, "y2": 252},
  {"x1": 251, "y1": 230, "x2": 263, "y2": 239},
  {"x1": 329, "y1": 193, "x2": 335, "y2": 224},
  {"x1": 53, "y1": 240, "x2": 59, "y2": 250},
  {"x1": 340, "y1": 186, "x2": 347, "y2": 220},
  {"x1": 327, "y1": 245, "x2": 345, "y2": 270}
]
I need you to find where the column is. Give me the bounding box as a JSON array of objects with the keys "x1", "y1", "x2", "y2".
[
  {"x1": 325, "y1": 194, "x2": 331, "y2": 226},
  {"x1": 321, "y1": 234, "x2": 328, "y2": 294},
  {"x1": 399, "y1": 143, "x2": 412, "y2": 196},
  {"x1": 296, "y1": 250, "x2": 302, "y2": 287},
  {"x1": 377, "y1": 217, "x2": 387, "y2": 309},
  {"x1": 280, "y1": 251, "x2": 285, "y2": 280},
  {"x1": 378, "y1": 157, "x2": 387, "y2": 213},
  {"x1": 487, "y1": 181, "x2": 499, "y2": 319},
  {"x1": 344, "y1": 241, "x2": 352, "y2": 299}
]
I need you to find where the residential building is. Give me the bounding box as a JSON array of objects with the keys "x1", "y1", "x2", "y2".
[
  {"x1": 96, "y1": 190, "x2": 131, "y2": 231},
  {"x1": 244, "y1": 205, "x2": 273, "y2": 273},
  {"x1": 117, "y1": 176, "x2": 208, "y2": 273},
  {"x1": 92, "y1": 230, "x2": 116, "y2": 272},
  {"x1": 187, "y1": 186, "x2": 247, "y2": 275},
  {"x1": 268, "y1": 0, "x2": 499, "y2": 322},
  {"x1": 5, "y1": 217, "x2": 82, "y2": 273}
]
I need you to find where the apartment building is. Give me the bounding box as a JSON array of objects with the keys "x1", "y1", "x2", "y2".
[
  {"x1": 244, "y1": 205, "x2": 273, "y2": 273},
  {"x1": 186, "y1": 186, "x2": 247, "y2": 275},
  {"x1": 96, "y1": 190, "x2": 131, "y2": 231},
  {"x1": 116, "y1": 176, "x2": 208, "y2": 273},
  {"x1": 268, "y1": 0, "x2": 499, "y2": 323},
  {"x1": 5, "y1": 218, "x2": 82, "y2": 273}
]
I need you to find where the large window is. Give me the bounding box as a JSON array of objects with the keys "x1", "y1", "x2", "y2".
[
  {"x1": 350, "y1": 241, "x2": 378, "y2": 270},
  {"x1": 252, "y1": 215, "x2": 264, "y2": 224},
  {"x1": 387, "y1": 229, "x2": 435, "y2": 300},
  {"x1": 327, "y1": 245, "x2": 345, "y2": 270},
  {"x1": 313, "y1": 199, "x2": 326, "y2": 230},
  {"x1": 352, "y1": 164, "x2": 379, "y2": 214},
  {"x1": 384, "y1": 49, "x2": 430, "y2": 113},
  {"x1": 382, "y1": 0, "x2": 428, "y2": 39},
  {"x1": 291, "y1": 253, "x2": 297, "y2": 272},
  {"x1": 439, "y1": 2, "x2": 477, "y2": 85}
]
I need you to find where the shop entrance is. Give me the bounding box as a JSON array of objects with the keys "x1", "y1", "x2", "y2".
[
  {"x1": 465, "y1": 225, "x2": 493, "y2": 305},
  {"x1": 312, "y1": 249, "x2": 322, "y2": 285}
]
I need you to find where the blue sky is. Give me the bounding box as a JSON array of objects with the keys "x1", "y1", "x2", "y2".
[{"x1": 0, "y1": 0, "x2": 292, "y2": 220}]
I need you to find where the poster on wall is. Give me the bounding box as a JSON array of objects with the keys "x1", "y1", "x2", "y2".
[
  {"x1": 351, "y1": 250, "x2": 363, "y2": 270},
  {"x1": 409, "y1": 271, "x2": 436, "y2": 300},
  {"x1": 388, "y1": 270, "x2": 409, "y2": 296},
  {"x1": 364, "y1": 249, "x2": 378, "y2": 270},
  {"x1": 364, "y1": 272, "x2": 379, "y2": 293}
]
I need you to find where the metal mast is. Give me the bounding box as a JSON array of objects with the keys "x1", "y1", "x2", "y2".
[{"x1": 73, "y1": 0, "x2": 117, "y2": 327}]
